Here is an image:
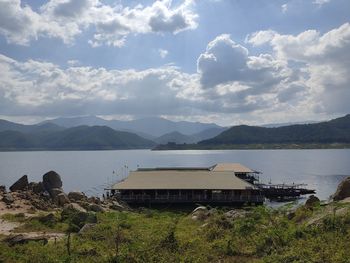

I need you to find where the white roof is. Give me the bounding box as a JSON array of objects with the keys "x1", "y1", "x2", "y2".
[
  {"x1": 212, "y1": 163, "x2": 254, "y2": 173},
  {"x1": 111, "y1": 170, "x2": 256, "y2": 190}
]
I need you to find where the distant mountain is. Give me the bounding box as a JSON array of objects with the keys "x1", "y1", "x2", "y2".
[
  {"x1": 261, "y1": 121, "x2": 320, "y2": 128},
  {"x1": 0, "y1": 119, "x2": 64, "y2": 133},
  {"x1": 154, "y1": 131, "x2": 197, "y2": 144},
  {"x1": 41, "y1": 116, "x2": 223, "y2": 137},
  {"x1": 154, "y1": 127, "x2": 228, "y2": 144},
  {"x1": 191, "y1": 127, "x2": 227, "y2": 141},
  {"x1": 200, "y1": 114, "x2": 350, "y2": 146},
  {"x1": 0, "y1": 122, "x2": 155, "y2": 150}
]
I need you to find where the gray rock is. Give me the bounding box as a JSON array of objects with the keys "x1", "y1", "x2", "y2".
[
  {"x1": 87, "y1": 196, "x2": 101, "y2": 204},
  {"x1": 88, "y1": 204, "x2": 106, "y2": 212},
  {"x1": 68, "y1": 191, "x2": 86, "y2": 202},
  {"x1": 50, "y1": 188, "x2": 64, "y2": 199},
  {"x1": 2, "y1": 193, "x2": 14, "y2": 204},
  {"x1": 191, "y1": 206, "x2": 209, "y2": 221},
  {"x1": 4, "y1": 234, "x2": 48, "y2": 247},
  {"x1": 0, "y1": 185, "x2": 6, "y2": 193},
  {"x1": 333, "y1": 177, "x2": 350, "y2": 201},
  {"x1": 224, "y1": 210, "x2": 248, "y2": 220},
  {"x1": 55, "y1": 193, "x2": 70, "y2": 206},
  {"x1": 109, "y1": 201, "x2": 124, "y2": 211},
  {"x1": 78, "y1": 223, "x2": 96, "y2": 234},
  {"x1": 29, "y1": 182, "x2": 45, "y2": 194},
  {"x1": 305, "y1": 195, "x2": 320, "y2": 208},
  {"x1": 9, "y1": 175, "x2": 29, "y2": 192},
  {"x1": 63, "y1": 203, "x2": 87, "y2": 214},
  {"x1": 43, "y1": 171, "x2": 62, "y2": 193},
  {"x1": 37, "y1": 213, "x2": 57, "y2": 225}
]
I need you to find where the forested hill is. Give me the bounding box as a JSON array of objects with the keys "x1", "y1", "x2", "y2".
[
  {"x1": 0, "y1": 125, "x2": 155, "y2": 150},
  {"x1": 199, "y1": 114, "x2": 350, "y2": 146}
]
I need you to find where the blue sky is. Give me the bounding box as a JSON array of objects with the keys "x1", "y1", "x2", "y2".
[{"x1": 0, "y1": 0, "x2": 349, "y2": 125}]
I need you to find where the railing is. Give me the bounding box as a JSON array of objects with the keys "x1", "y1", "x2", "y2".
[{"x1": 118, "y1": 194, "x2": 264, "y2": 203}]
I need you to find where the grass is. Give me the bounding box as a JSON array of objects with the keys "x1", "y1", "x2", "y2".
[{"x1": 1, "y1": 203, "x2": 350, "y2": 262}]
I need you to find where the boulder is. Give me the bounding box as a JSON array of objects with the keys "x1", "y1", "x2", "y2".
[
  {"x1": 191, "y1": 206, "x2": 209, "y2": 221},
  {"x1": 50, "y1": 188, "x2": 64, "y2": 199},
  {"x1": 55, "y1": 193, "x2": 70, "y2": 206},
  {"x1": 29, "y1": 182, "x2": 45, "y2": 194},
  {"x1": 4, "y1": 234, "x2": 48, "y2": 247},
  {"x1": 9, "y1": 175, "x2": 29, "y2": 192},
  {"x1": 43, "y1": 171, "x2": 62, "y2": 193},
  {"x1": 109, "y1": 201, "x2": 124, "y2": 211},
  {"x1": 87, "y1": 196, "x2": 101, "y2": 204},
  {"x1": 2, "y1": 193, "x2": 14, "y2": 204},
  {"x1": 37, "y1": 213, "x2": 57, "y2": 226},
  {"x1": 68, "y1": 191, "x2": 86, "y2": 202},
  {"x1": 88, "y1": 204, "x2": 106, "y2": 213},
  {"x1": 333, "y1": 177, "x2": 350, "y2": 201},
  {"x1": 78, "y1": 223, "x2": 96, "y2": 234},
  {"x1": 224, "y1": 209, "x2": 248, "y2": 220},
  {"x1": 305, "y1": 195, "x2": 320, "y2": 208},
  {"x1": 0, "y1": 185, "x2": 6, "y2": 193},
  {"x1": 63, "y1": 203, "x2": 87, "y2": 214}
]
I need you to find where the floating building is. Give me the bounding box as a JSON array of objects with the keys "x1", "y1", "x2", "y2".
[{"x1": 108, "y1": 163, "x2": 264, "y2": 205}]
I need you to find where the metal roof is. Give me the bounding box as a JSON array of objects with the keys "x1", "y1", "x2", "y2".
[
  {"x1": 212, "y1": 163, "x2": 255, "y2": 173},
  {"x1": 110, "y1": 170, "x2": 256, "y2": 190}
]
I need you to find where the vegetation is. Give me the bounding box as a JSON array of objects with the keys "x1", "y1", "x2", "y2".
[
  {"x1": 200, "y1": 114, "x2": 350, "y2": 145},
  {"x1": 0, "y1": 125, "x2": 155, "y2": 151},
  {"x1": 154, "y1": 114, "x2": 350, "y2": 150},
  {"x1": 1, "y1": 202, "x2": 350, "y2": 262}
]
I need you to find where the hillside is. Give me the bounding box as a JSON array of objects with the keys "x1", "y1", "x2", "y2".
[
  {"x1": 154, "y1": 131, "x2": 197, "y2": 144},
  {"x1": 200, "y1": 114, "x2": 350, "y2": 145},
  {"x1": 0, "y1": 125, "x2": 155, "y2": 151},
  {"x1": 0, "y1": 119, "x2": 64, "y2": 133},
  {"x1": 42, "y1": 116, "x2": 223, "y2": 137}
]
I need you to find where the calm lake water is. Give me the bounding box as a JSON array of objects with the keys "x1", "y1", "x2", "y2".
[{"x1": 1, "y1": 149, "x2": 350, "y2": 201}]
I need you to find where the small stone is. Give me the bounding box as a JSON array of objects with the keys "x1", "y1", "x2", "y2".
[
  {"x1": 78, "y1": 223, "x2": 96, "y2": 234},
  {"x1": 37, "y1": 213, "x2": 57, "y2": 225},
  {"x1": 87, "y1": 196, "x2": 101, "y2": 204},
  {"x1": 191, "y1": 206, "x2": 209, "y2": 221},
  {"x1": 88, "y1": 204, "x2": 106, "y2": 213},
  {"x1": 29, "y1": 182, "x2": 45, "y2": 194},
  {"x1": 63, "y1": 203, "x2": 87, "y2": 214},
  {"x1": 0, "y1": 185, "x2": 6, "y2": 193},
  {"x1": 55, "y1": 193, "x2": 70, "y2": 206},
  {"x1": 2, "y1": 193, "x2": 14, "y2": 204},
  {"x1": 4, "y1": 234, "x2": 48, "y2": 246},
  {"x1": 68, "y1": 191, "x2": 86, "y2": 202},
  {"x1": 50, "y1": 188, "x2": 64, "y2": 199}
]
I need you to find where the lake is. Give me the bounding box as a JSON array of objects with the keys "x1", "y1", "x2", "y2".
[{"x1": 1, "y1": 149, "x2": 350, "y2": 201}]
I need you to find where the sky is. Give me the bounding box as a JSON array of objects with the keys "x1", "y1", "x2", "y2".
[{"x1": 0, "y1": 0, "x2": 349, "y2": 126}]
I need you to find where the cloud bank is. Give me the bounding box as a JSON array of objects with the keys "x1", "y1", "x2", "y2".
[
  {"x1": 0, "y1": 0, "x2": 198, "y2": 47},
  {"x1": 0, "y1": 21, "x2": 349, "y2": 124}
]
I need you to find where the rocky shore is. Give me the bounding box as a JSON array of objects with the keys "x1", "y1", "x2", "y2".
[
  {"x1": 1, "y1": 172, "x2": 350, "y2": 249},
  {"x1": 0, "y1": 171, "x2": 127, "y2": 245}
]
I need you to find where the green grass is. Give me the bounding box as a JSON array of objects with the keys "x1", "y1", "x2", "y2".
[{"x1": 1, "y1": 204, "x2": 350, "y2": 262}]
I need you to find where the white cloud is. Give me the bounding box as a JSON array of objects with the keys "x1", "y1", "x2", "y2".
[
  {"x1": 247, "y1": 22, "x2": 350, "y2": 115},
  {"x1": 313, "y1": 0, "x2": 331, "y2": 6},
  {"x1": 281, "y1": 3, "x2": 288, "y2": 13},
  {"x1": 1, "y1": 23, "x2": 349, "y2": 124},
  {"x1": 0, "y1": 0, "x2": 198, "y2": 46},
  {"x1": 158, "y1": 49, "x2": 169, "y2": 58}
]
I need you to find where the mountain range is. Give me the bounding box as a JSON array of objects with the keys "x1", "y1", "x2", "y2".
[
  {"x1": 40, "y1": 116, "x2": 224, "y2": 138},
  {"x1": 0, "y1": 116, "x2": 226, "y2": 150},
  {"x1": 1, "y1": 114, "x2": 349, "y2": 151},
  {"x1": 199, "y1": 114, "x2": 350, "y2": 146}
]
